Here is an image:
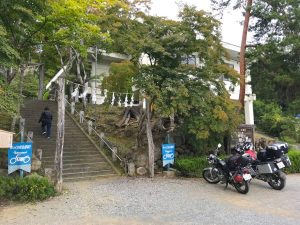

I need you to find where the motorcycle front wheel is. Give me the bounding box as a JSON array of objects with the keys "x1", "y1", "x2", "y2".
[
  {"x1": 203, "y1": 168, "x2": 220, "y2": 184},
  {"x1": 233, "y1": 180, "x2": 249, "y2": 194},
  {"x1": 268, "y1": 170, "x2": 286, "y2": 190}
]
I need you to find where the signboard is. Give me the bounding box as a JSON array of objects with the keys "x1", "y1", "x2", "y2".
[
  {"x1": 8, "y1": 142, "x2": 32, "y2": 174},
  {"x1": 162, "y1": 144, "x2": 175, "y2": 167}
]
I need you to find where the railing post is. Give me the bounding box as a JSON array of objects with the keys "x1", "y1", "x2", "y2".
[
  {"x1": 11, "y1": 116, "x2": 18, "y2": 132},
  {"x1": 112, "y1": 147, "x2": 118, "y2": 162},
  {"x1": 99, "y1": 132, "x2": 104, "y2": 149},
  {"x1": 79, "y1": 111, "x2": 84, "y2": 123},
  {"x1": 19, "y1": 118, "x2": 25, "y2": 142},
  {"x1": 71, "y1": 102, "x2": 75, "y2": 114},
  {"x1": 37, "y1": 149, "x2": 43, "y2": 160},
  {"x1": 19, "y1": 118, "x2": 25, "y2": 178},
  {"x1": 88, "y1": 120, "x2": 93, "y2": 135},
  {"x1": 27, "y1": 131, "x2": 33, "y2": 142}
]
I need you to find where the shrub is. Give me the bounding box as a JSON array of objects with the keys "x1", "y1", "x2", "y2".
[
  {"x1": 285, "y1": 150, "x2": 300, "y2": 174},
  {"x1": 0, "y1": 176, "x2": 17, "y2": 198},
  {"x1": 175, "y1": 156, "x2": 208, "y2": 177},
  {"x1": 0, "y1": 174, "x2": 56, "y2": 202}
]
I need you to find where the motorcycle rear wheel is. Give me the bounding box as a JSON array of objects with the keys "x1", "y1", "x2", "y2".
[
  {"x1": 267, "y1": 171, "x2": 286, "y2": 190},
  {"x1": 203, "y1": 168, "x2": 220, "y2": 184},
  {"x1": 233, "y1": 180, "x2": 249, "y2": 194}
]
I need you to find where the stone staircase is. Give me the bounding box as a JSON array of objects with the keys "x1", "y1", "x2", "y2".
[{"x1": 21, "y1": 100, "x2": 119, "y2": 181}]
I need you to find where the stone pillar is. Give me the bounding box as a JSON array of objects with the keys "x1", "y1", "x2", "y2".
[
  {"x1": 71, "y1": 102, "x2": 75, "y2": 114},
  {"x1": 127, "y1": 162, "x2": 135, "y2": 177},
  {"x1": 37, "y1": 149, "x2": 43, "y2": 160},
  {"x1": 88, "y1": 120, "x2": 93, "y2": 135},
  {"x1": 26, "y1": 131, "x2": 33, "y2": 142},
  {"x1": 79, "y1": 111, "x2": 84, "y2": 123},
  {"x1": 99, "y1": 132, "x2": 105, "y2": 149},
  {"x1": 19, "y1": 118, "x2": 25, "y2": 142}
]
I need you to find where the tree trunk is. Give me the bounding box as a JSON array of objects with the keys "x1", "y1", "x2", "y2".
[
  {"x1": 137, "y1": 112, "x2": 146, "y2": 147},
  {"x1": 38, "y1": 64, "x2": 45, "y2": 100},
  {"x1": 54, "y1": 77, "x2": 65, "y2": 193},
  {"x1": 146, "y1": 100, "x2": 155, "y2": 178},
  {"x1": 6, "y1": 67, "x2": 17, "y2": 84},
  {"x1": 239, "y1": 0, "x2": 253, "y2": 108},
  {"x1": 18, "y1": 66, "x2": 26, "y2": 114}
]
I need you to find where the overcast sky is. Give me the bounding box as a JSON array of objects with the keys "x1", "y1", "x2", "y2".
[{"x1": 150, "y1": 0, "x2": 246, "y2": 50}]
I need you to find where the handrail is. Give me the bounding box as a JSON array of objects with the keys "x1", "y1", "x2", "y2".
[{"x1": 65, "y1": 99, "x2": 123, "y2": 162}]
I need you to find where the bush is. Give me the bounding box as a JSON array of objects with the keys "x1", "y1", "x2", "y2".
[
  {"x1": 0, "y1": 174, "x2": 56, "y2": 202},
  {"x1": 175, "y1": 156, "x2": 208, "y2": 177},
  {"x1": 285, "y1": 150, "x2": 300, "y2": 174}
]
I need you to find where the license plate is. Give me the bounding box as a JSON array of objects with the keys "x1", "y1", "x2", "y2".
[
  {"x1": 243, "y1": 173, "x2": 252, "y2": 181},
  {"x1": 277, "y1": 162, "x2": 285, "y2": 169}
]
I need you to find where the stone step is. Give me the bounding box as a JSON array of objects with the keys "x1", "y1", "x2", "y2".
[
  {"x1": 63, "y1": 161, "x2": 109, "y2": 169},
  {"x1": 43, "y1": 157, "x2": 106, "y2": 165},
  {"x1": 63, "y1": 170, "x2": 116, "y2": 182},
  {"x1": 42, "y1": 150, "x2": 100, "y2": 157},
  {"x1": 42, "y1": 153, "x2": 103, "y2": 161}
]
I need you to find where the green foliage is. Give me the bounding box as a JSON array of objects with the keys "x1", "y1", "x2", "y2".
[
  {"x1": 102, "y1": 61, "x2": 137, "y2": 93},
  {"x1": 254, "y1": 100, "x2": 300, "y2": 141},
  {"x1": 0, "y1": 0, "x2": 46, "y2": 64},
  {"x1": 248, "y1": 0, "x2": 300, "y2": 113},
  {"x1": 285, "y1": 150, "x2": 300, "y2": 174},
  {"x1": 175, "y1": 156, "x2": 208, "y2": 177},
  {"x1": 0, "y1": 78, "x2": 19, "y2": 116},
  {"x1": 254, "y1": 100, "x2": 283, "y2": 136},
  {"x1": 0, "y1": 25, "x2": 20, "y2": 67},
  {"x1": 0, "y1": 174, "x2": 56, "y2": 202}
]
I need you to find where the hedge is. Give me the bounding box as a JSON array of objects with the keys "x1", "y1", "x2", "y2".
[
  {"x1": 0, "y1": 174, "x2": 56, "y2": 202},
  {"x1": 174, "y1": 156, "x2": 208, "y2": 177}
]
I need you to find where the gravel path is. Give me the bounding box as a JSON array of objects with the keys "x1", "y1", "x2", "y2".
[{"x1": 1, "y1": 174, "x2": 300, "y2": 225}]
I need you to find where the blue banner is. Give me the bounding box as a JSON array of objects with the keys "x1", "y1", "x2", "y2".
[
  {"x1": 8, "y1": 142, "x2": 32, "y2": 174},
  {"x1": 162, "y1": 144, "x2": 175, "y2": 167}
]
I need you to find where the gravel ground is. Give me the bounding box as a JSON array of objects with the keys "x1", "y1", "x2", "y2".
[{"x1": 1, "y1": 174, "x2": 300, "y2": 225}]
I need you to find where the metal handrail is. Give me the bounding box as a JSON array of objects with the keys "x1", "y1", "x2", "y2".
[{"x1": 65, "y1": 99, "x2": 123, "y2": 162}]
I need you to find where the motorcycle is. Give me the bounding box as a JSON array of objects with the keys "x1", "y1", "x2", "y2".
[
  {"x1": 202, "y1": 144, "x2": 252, "y2": 194},
  {"x1": 236, "y1": 141, "x2": 291, "y2": 190}
]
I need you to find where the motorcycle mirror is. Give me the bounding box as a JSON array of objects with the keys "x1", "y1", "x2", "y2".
[{"x1": 217, "y1": 143, "x2": 222, "y2": 148}]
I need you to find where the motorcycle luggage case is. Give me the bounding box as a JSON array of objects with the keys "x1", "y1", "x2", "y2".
[
  {"x1": 272, "y1": 142, "x2": 289, "y2": 153},
  {"x1": 257, "y1": 162, "x2": 277, "y2": 174},
  {"x1": 265, "y1": 143, "x2": 286, "y2": 160}
]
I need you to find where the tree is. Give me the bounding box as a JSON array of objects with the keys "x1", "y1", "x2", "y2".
[
  {"x1": 0, "y1": 0, "x2": 47, "y2": 83},
  {"x1": 133, "y1": 6, "x2": 240, "y2": 176},
  {"x1": 247, "y1": 0, "x2": 300, "y2": 114}
]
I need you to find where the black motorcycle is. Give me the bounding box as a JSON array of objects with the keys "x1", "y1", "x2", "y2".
[
  {"x1": 236, "y1": 141, "x2": 291, "y2": 190},
  {"x1": 202, "y1": 144, "x2": 252, "y2": 194}
]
